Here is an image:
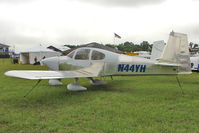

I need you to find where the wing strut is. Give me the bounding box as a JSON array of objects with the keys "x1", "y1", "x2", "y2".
[
  {"x1": 24, "y1": 80, "x2": 42, "y2": 97},
  {"x1": 176, "y1": 76, "x2": 184, "y2": 95}
]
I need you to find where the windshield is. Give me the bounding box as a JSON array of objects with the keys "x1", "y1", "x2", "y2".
[{"x1": 67, "y1": 51, "x2": 75, "y2": 58}]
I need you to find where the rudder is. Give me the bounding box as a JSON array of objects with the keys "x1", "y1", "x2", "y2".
[{"x1": 159, "y1": 31, "x2": 191, "y2": 74}]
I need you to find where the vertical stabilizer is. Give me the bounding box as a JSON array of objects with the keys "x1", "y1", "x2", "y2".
[
  {"x1": 159, "y1": 31, "x2": 191, "y2": 74},
  {"x1": 151, "y1": 40, "x2": 165, "y2": 60}
]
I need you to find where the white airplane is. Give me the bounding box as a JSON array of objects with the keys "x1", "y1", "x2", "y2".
[
  {"x1": 190, "y1": 54, "x2": 199, "y2": 71},
  {"x1": 5, "y1": 31, "x2": 191, "y2": 91}
]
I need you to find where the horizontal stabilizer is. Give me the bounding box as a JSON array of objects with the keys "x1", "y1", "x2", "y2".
[{"x1": 155, "y1": 62, "x2": 180, "y2": 67}]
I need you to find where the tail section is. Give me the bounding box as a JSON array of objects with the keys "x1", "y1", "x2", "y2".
[
  {"x1": 151, "y1": 40, "x2": 165, "y2": 60},
  {"x1": 159, "y1": 31, "x2": 191, "y2": 74}
]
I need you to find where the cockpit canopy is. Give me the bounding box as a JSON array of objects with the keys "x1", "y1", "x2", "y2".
[{"x1": 67, "y1": 48, "x2": 105, "y2": 60}]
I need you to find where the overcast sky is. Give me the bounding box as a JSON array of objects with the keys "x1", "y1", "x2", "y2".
[{"x1": 0, "y1": 0, "x2": 199, "y2": 52}]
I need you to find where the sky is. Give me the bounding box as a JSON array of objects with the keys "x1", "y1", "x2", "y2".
[{"x1": 0, "y1": 0, "x2": 199, "y2": 52}]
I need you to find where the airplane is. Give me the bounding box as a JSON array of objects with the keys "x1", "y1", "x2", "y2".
[
  {"x1": 5, "y1": 31, "x2": 191, "y2": 91},
  {"x1": 190, "y1": 54, "x2": 199, "y2": 71}
]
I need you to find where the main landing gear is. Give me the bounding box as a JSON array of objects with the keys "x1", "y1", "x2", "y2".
[
  {"x1": 49, "y1": 79, "x2": 63, "y2": 86},
  {"x1": 67, "y1": 78, "x2": 87, "y2": 91},
  {"x1": 67, "y1": 77, "x2": 107, "y2": 91},
  {"x1": 49, "y1": 77, "x2": 107, "y2": 91},
  {"x1": 88, "y1": 77, "x2": 107, "y2": 85}
]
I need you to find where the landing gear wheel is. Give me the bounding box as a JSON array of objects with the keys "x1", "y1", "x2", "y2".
[
  {"x1": 67, "y1": 78, "x2": 87, "y2": 91},
  {"x1": 67, "y1": 83, "x2": 87, "y2": 91},
  {"x1": 49, "y1": 79, "x2": 63, "y2": 86}
]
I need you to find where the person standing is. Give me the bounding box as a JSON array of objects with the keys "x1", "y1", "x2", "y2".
[{"x1": 34, "y1": 56, "x2": 37, "y2": 63}]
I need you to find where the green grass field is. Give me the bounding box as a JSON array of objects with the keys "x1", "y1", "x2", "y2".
[{"x1": 1, "y1": 59, "x2": 199, "y2": 133}]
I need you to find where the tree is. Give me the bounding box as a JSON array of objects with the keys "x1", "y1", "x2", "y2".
[
  {"x1": 193, "y1": 44, "x2": 199, "y2": 49},
  {"x1": 105, "y1": 44, "x2": 116, "y2": 49},
  {"x1": 140, "y1": 41, "x2": 149, "y2": 51}
]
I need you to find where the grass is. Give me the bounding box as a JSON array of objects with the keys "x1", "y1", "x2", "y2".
[{"x1": 1, "y1": 58, "x2": 199, "y2": 133}]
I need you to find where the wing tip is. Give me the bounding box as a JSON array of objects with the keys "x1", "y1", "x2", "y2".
[{"x1": 4, "y1": 71, "x2": 12, "y2": 77}]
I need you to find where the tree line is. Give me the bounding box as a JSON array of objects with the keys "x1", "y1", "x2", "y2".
[
  {"x1": 64, "y1": 41, "x2": 199, "y2": 53},
  {"x1": 65, "y1": 41, "x2": 153, "y2": 52}
]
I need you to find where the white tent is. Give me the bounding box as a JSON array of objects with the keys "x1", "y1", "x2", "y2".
[{"x1": 20, "y1": 45, "x2": 61, "y2": 64}]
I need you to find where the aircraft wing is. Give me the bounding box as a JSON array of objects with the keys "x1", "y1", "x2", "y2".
[{"x1": 5, "y1": 63, "x2": 104, "y2": 80}]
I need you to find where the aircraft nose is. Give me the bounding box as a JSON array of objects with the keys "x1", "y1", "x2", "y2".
[{"x1": 41, "y1": 57, "x2": 59, "y2": 70}]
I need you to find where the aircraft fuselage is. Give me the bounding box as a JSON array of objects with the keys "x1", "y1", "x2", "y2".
[{"x1": 42, "y1": 47, "x2": 179, "y2": 77}]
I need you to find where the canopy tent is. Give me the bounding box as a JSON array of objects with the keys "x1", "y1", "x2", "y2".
[{"x1": 20, "y1": 45, "x2": 61, "y2": 64}]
